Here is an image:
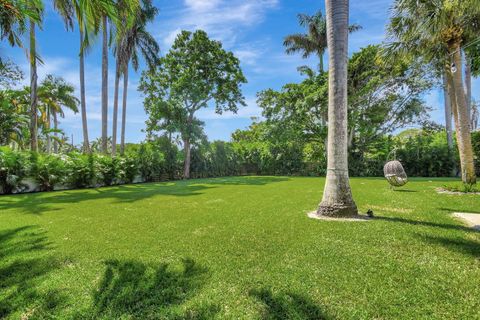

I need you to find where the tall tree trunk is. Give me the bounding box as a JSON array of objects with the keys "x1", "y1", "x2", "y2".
[
  {"x1": 112, "y1": 61, "x2": 120, "y2": 156},
  {"x1": 46, "y1": 108, "x2": 51, "y2": 154},
  {"x1": 443, "y1": 75, "x2": 453, "y2": 149},
  {"x1": 183, "y1": 138, "x2": 191, "y2": 179},
  {"x1": 79, "y1": 30, "x2": 91, "y2": 153},
  {"x1": 120, "y1": 64, "x2": 129, "y2": 155},
  {"x1": 317, "y1": 0, "x2": 357, "y2": 217},
  {"x1": 29, "y1": 19, "x2": 38, "y2": 152},
  {"x1": 318, "y1": 52, "x2": 324, "y2": 73},
  {"x1": 464, "y1": 56, "x2": 472, "y2": 130},
  {"x1": 447, "y1": 46, "x2": 476, "y2": 185},
  {"x1": 101, "y1": 15, "x2": 108, "y2": 154},
  {"x1": 53, "y1": 110, "x2": 58, "y2": 153}
]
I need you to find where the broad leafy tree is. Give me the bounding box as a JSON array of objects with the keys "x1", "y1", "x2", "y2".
[{"x1": 139, "y1": 30, "x2": 246, "y2": 179}]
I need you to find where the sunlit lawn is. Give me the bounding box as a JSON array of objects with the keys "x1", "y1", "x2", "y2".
[{"x1": 1, "y1": 176, "x2": 479, "y2": 319}]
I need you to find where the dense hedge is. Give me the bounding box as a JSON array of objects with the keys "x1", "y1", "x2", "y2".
[{"x1": 1, "y1": 131, "x2": 478, "y2": 194}]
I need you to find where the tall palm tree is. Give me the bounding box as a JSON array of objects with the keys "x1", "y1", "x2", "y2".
[
  {"x1": 386, "y1": 0, "x2": 479, "y2": 185},
  {"x1": 316, "y1": 0, "x2": 358, "y2": 217},
  {"x1": 28, "y1": 1, "x2": 43, "y2": 152},
  {"x1": 283, "y1": 11, "x2": 360, "y2": 72},
  {"x1": 116, "y1": 0, "x2": 159, "y2": 155}
]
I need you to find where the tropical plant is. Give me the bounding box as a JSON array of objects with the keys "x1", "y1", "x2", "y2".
[
  {"x1": 112, "y1": 0, "x2": 159, "y2": 156},
  {"x1": 386, "y1": 0, "x2": 480, "y2": 184},
  {"x1": 283, "y1": 10, "x2": 361, "y2": 72},
  {"x1": 97, "y1": 154, "x2": 119, "y2": 186},
  {"x1": 0, "y1": 90, "x2": 29, "y2": 146},
  {"x1": 137, "y1": 142, "x2": 164, "y2": 182},
  {"x1": 139, "y1": 30, "x2": 246, "y2": 179},
  {"x1": 316, "y1": 0, "x2": 358, "y2": 217},
  {"x1": 0, "y1": 0, "x2": 42, "y2": 48},
  {"x1": 31, "y1": 153, "x2": 66, "y2": 191},
  {"x1": 0, "y1": 146, "x2": 29, "y2": 194},
  {"x1": 65, "y1": 152, "x2": 96, "y2": 188}
]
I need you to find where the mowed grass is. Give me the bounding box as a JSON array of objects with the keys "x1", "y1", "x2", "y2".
[{"x1": 1, "y1": 177, "x2": 479, "y2": 319}]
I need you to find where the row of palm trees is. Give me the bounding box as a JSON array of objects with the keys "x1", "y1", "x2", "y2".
[{"x1": 1, "y1": 0, "x2": 159, "y2": 155}]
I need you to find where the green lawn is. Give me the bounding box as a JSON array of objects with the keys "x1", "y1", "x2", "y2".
[{"x1": 1, "y1": 177, "x2": 479, "y2": 319}]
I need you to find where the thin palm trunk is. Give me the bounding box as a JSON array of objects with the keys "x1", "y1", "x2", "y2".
[
  {"x1": 46, "y1": 108, "x2": 51, "y2": 153},
  {"x1": 447, "y1": 46, "x2": 476, "y2": 184},
  {"x1": 101, "y1": 15, "x2": 108, "y2": 154},
  {"x1": 79, "y1": 30, "x2": 91, "y2": 153},
  {"x1": 464, "y1": 57, "x2": 472, "y2": 130},
  {"x1": 317, "y1": 0, "x2": 357, "y2": 217},
  {"x1": 29, "y1": 19, "x2": 38, "y2": 152},
  {"x1": 112, "y1": 61, "x2": 120, "y2": 156},
  {"x1": 53, "y1": 110, "x2": 58, "y2": 153},
  {"x1": 120, "y1": 64, "x2": 129, "y2": 155},
  {"x1": 318, "y1": 52, "x2": 324, "y2": 73}
]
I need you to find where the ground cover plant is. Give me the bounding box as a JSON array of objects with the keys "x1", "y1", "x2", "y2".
[{"x1": 1, "y1": 176, "x2": 479, "y2": 319}]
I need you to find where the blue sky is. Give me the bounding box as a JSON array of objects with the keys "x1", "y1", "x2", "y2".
[{"x1": 2, "y1": 0, "x2": 478, "y2": 143}]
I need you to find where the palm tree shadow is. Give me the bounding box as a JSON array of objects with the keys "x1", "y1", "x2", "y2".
[
  {"x1": 74, "y1": 258, "x2": 219, "y2": 319},
  {"x1": 250, "y1": 287, "x2": 333, "y2": 320},
  {"x1": 0, "y1": 176, "x2": 290, "y2": 215},
  {"x1": 419, "y1": 234, "x2": 480, "y2": 258},
  {"x1": 374, "y1": 216, "x2": 478, "y2": 233},
  {"x1": 0, "y1": 226, "x2": 66, "y2": 318}
]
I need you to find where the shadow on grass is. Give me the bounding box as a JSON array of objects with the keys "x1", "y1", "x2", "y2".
[
  {"x1": 438, "y1": 207, "x2": 480, "y2": 214},
  {"x1": 0, "y1": 226, "x2": 65, "y2": 318},
  {"x1": 74, "y1": 258, "x2": 218, "y2": 319},
  {"x1": 0, "y1": 176, "x2": 289, "y2": 215},
  {"x1": 250, "y1": 288, "x2": 333, "y2": 320},
  {"x1": 374, "y1": 216, "x2": 478, "y2": 233},
  {"x1": 420, "y1": 235, "x2": 480, "y2": 258},
  {"x1": 392, "y1": 189, "x2": 418, "y2": 193}
]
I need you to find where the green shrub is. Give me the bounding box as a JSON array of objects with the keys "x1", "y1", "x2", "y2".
[
  {"x1": 97, "y1": 155, "x2": 119, "y2": 186},
  {"x1": 31, "y1": 153, "x2": 66, "y2": 191},
  {"x1": 138, "y1": 143, "x2": 165, "y2": 182},
  {"x1": 118, "y1": 154, "x2": 138, "y2": 184},
  {"x1": 0, "y1": 147, "x2": 29, "y2": 194},
  {"x1": 65, "y1": 152, "x2": 96, "y2": 188}
]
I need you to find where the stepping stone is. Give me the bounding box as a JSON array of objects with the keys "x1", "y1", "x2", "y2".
[{"x1": 452, "y1": 212, "x2": 480, "y2": 230}]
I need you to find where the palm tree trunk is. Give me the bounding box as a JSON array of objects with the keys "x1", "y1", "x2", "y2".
[
  {"x1": 443, "y1": 75, "x2": 453, "y2": 149},
  {"x1": 112, "y1": 61, "x2": 120, "y2": 156},
  {"x1": 464, "y1": 56, "x2": 472, "y2": 130},
  {"x1": 447, "y1": 46, "x2": 476, "y2": 185},
  {"x1": 101, "y1": 15, "x2": 108, "y2": 154},
  {"x1": 53, "y1": 110, "x2": 58, "y2": 153},
  {"x1": 29, "y1": 19, "x2": 38, "y2": 152},
  {"x1": 120, "y1": 64, "x2": 129, "y2": 155},
  {"x1": 46, "y1": 107, "x2": 51, "y2": 154},
  {"x1": 316, "y1": 0, "x2": 357, "y2": 217},
  {"x1": 79, "y1": 30, "x2": 91, "y2": 154}
]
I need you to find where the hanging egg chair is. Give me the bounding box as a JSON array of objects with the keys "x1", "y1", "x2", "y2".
[{"x1": 384, "y1": 160, "x2": 408, "y2": 187}]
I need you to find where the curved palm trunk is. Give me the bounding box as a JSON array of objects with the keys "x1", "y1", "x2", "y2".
[
  {"x1": 317, "y1": 0, "x2": 357, "y2": 217},
  {"x1": 79, "y1": 30, "x2": 91, "y2": 154},
  {"x1": 447, "y1": 46, "x2": 476, "y2": 185},
  {"x1": 29, "y1": 19, "x2": 38, "y2": 152},
  {"x1": 101, "y1": 15, "x2": 108, "y2": 154},
  {"x1": 53, "y1": 110, "x2": 58, "y2": 153},
  {"x1": 112, "y1": 62, "x2": 121, "y2": 156},
  {"x1": 120, "y1": 65, "x2": 129, "y2": 155}
]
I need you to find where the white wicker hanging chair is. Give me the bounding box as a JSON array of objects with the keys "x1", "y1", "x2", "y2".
[{"x1": 384, "y1": 160, "x2": 408, "y2": 187}]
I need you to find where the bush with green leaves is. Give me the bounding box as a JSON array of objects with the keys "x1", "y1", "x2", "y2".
[
  {"x1": 65, "y1": 152, "x2": 97, "y2": 188},
  {"x1": 138, "y1": 143, "x2": 165, "y2": 182},
  {"x1": 31, "y1": 153, "x2": 66, "y2": 191},
  {"x1": 0, "y1": 147, "x2": 29, "y2": 194},
  {"x1": 97, "y1": 155, "x2": 119, "y2": 186},
  {"x1": 117, "y1": 154, "x2": 138, "y2": 184}
]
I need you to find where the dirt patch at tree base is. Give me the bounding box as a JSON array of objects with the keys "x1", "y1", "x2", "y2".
[{"x1": 307, "y1": 211, "x2": 371, "y2": 222}]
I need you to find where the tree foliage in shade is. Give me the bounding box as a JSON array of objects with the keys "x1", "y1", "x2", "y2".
[{"x1": 139, "y1": 30, "x2": 246, "y2": 179}]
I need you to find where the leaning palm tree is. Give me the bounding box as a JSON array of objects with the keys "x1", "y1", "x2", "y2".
[
  {"x1": 116, "y1": 0, "x2": 159, "y2": 155},
  {"x1": 316, "y1": 0, "x2": 358, "y2": 217},
  {"x1": 283, "y1": 10, "x2": 360, "y2": 72},
  {"x1": 386, "y1": 0, "x2": 479, "y2": 185}
]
